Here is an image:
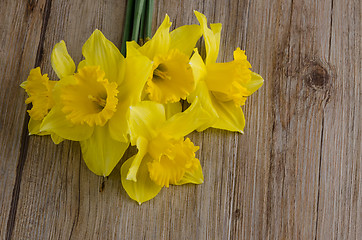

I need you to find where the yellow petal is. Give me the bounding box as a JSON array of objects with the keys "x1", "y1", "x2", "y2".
[
  {"x1": 189, "y1": 49, "x2": 207, "y2": 85},
  {"x1": 51, "y1": 40, "x2": 75, "y2": 79},
  {"x1": 170, "y1": 24, "x2": 202, "y2": 57},
  {"x1": 120, "y1": 42, "x2": 153, "y2": 102},
  {"x1": 194, "y1": 11, "x2": 222, "y2": 65},
  {"x1": 82, "y1": 29, "x2": 125, "y2": 85},
  {"x1": 51, "y1": 134, "x2": 64, "y2": 144},
  {"x1": 128, "y1": 101, "x2": 165, "y2": 145},
  {"x1": 211, "y1": 97, "x2": 245, "y2": 133},
  {"x1": 164, "y1": 102, "x2": 182, "y2": 119},
  {"x1": 121, "y1": 154, "x2": 162, "y2": 204},
  {"x1": 108, "y1": 44, "x2": 152, "y2": 142},
  {"x1": 161, "y1": 97, "x2": 215, "y2": 138},
  {"x1": 126, "y1": 40, "x2": 140, "y2": 50},
  {"x1": 28, "y1": 118, "x2": 48, "y2": 136},
  {"x1": 126, "y1": 136, "x2": 148, "y2": 181},
  {"x1": 107, "y1": 100, "x2": 130, "y2": 143},
  {"x1": 187, "y1": 81, "x2": 218, "y2": 131},
  {"x1": 174, "y1": 158, "x2": 204, "y2": 185},
  {"x1": 80, "y1": 126, "x2": 129, "y2": 176},
  {"x1": 246, "y1": 72, "x2": 264, "y2": 94},
  {"x1": 40, "y1": 106, "x2": 94, "y2": 141},
  {"x1": 189, "y1": 49, "x2": 219, "y2": 131},
  {"x1": 210, "y1": 23, "x2": 222, "y2": 62},
  {"x1": 139, "y1": 14, "x2": 172, "y2": 59},
  {"x1": 77, "y1": 60, "x2": 86, "y2": 70},
  {"x1": 28, "y1": 117, "x2": 63, "y2": 143}
]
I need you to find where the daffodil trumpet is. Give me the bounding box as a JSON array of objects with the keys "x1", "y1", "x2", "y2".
[{"x1": 20, "y1": 67, "x2": 63, "y2": 144}]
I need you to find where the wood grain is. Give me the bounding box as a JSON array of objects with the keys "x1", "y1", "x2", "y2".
[
  {"x1": 0, "y1": 0, "x2": 51, "y2": 238},
  {"x1": 0, "y1": 0, "x2": 360, "y2": 239},
  {"x1": 317, "y1": 0, "x2": 362, "y2": 238}
]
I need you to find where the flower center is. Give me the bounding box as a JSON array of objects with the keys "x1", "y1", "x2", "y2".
[
  {"x1": 88, "y1": 95, "x2": 106, "y2": 108},
  {"x1": 60, "y1": 66, "x2": 118, "y2": 126},
  {"x1": 152, "y1": 64, "x2": 169, "y2": 82},
  {"x1": 147, "y1": 135, "x2": 200, "y2": 187},
  {"x1": 146, "y1": 49, "x2": 195, "y2": 103},
  {"x1": 205, "y1": 48, "x2": 252, "y2": 106}
]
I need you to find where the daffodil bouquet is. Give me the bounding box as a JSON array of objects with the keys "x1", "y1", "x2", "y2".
[{"x1": 21, "y1": 11, "x2": 263, "y2": 204}]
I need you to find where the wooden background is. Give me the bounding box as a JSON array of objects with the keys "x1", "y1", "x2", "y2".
[{"x1": 0, "y1": 0, "x2": 361, "y2": 239}]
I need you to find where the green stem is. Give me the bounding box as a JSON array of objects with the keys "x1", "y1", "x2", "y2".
[
  {"x1": 139, "y1": 0, "x2": 147, "y2": 45},
  {"x1": 121, "y1": 0, "x2": 135, "y2": 55},
  {"x1": 131, "y1": 0, "x2": 146, "y2": 43},
  {"x1": 144, "y1": 0, "x2": 154, "y2": 41}
]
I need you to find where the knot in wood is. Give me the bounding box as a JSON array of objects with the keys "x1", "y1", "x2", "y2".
[
  {"x1": 303, "y1": 63, "x2": 330, "y2": 90},
  {"x1": 233, "y1": 209, "x2": 241, "y2": 220}
]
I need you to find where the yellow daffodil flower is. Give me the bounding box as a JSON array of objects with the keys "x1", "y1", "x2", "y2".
[
  {"x1": 131, "y1": 14, "x2": 202, "y2": 104},
  {"x1": 188, "y1": 11, "x2": 264, "y2": 133},
  {"x1": 21, "y1": 67, "x2": 64, "y2": 144},
  {"x1": 38, "y1": 30, "x2": 152, "y2": 176},
  {"x1": 121, "y1": 98, "x2": 211, "y2": 204}
]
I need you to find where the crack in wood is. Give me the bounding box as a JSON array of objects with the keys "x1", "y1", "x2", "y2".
[
  {"x1": 5, "y1": 113, "x2": 30, "y2": 240},
  {"x1": 314, "y1": 3, "x2": 334, "y2": 239},
  {"x1": 68, "y1": 153, "x2": 81, "y2": 240},
  {"x1": 314, "y1": 113, "x2": 325, "y2": 240}
]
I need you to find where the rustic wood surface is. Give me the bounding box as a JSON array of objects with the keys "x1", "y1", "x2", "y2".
[{"x1": 0, "y1": 0, "x2": 360, "y2": 239}]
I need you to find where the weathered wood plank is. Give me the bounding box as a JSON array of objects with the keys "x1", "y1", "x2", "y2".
[
  {"x1": 316, "y1": 0, "x2": 362, "y2": 238},
  {"x1": 0, "y1": 0, "x2": 51, "y2": 238},
  {"x1": 234, "y1": 1, "x2": 331, "y2": 239},
  {"x1": 228, "y1": 0, "x2": 336, "y2": 239}
]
